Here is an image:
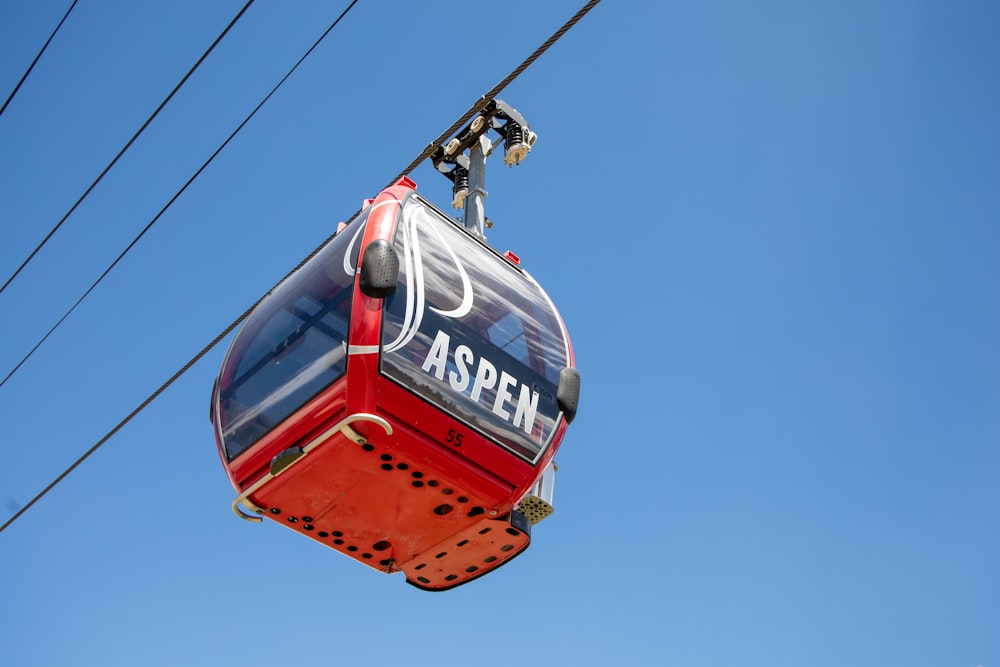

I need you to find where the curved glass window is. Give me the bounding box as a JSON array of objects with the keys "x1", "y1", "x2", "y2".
[
  {"x1": 216, "y1": 212, "x2": 368, "y2": 460},
  {"x1": 381, "y1": 195, "x2": 569, "y2": 462}
]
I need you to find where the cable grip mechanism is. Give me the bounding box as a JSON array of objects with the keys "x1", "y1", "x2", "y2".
[{"x1": 430, "y1": 99, "x2": 535, "y2": 238}]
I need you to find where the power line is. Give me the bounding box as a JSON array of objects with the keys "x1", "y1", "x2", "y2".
[
  {"x1": 0, "y1": 0, "x2": 79, "y2": 118},
  {"x1": 0, "y1": 0, "x2": 601, "y2": 536},
  {"x1": 0, "y1": 0, "x2": 357, "y2": 390},
  {"x1": 0, "y1": 0, "x2": 257, "y2": 297}
]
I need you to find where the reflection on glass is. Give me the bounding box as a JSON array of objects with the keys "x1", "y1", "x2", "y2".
[
  {"x1": 381, "y1": 195, "x2": 568, "y2": 462},
  {"x1": 216, "y1": 214, "x2": 367, "y2": 460}
]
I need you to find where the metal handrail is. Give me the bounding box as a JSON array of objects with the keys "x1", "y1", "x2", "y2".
[{"x1": 231, "y1": 412, "x2": 393, "y2": 522}]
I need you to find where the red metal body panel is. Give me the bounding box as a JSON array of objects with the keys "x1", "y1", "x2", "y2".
[{"x1": 214, "y1": 178, "x2": 574, "y2": 590}]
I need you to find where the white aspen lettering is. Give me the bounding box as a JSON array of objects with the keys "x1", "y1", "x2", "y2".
[
  {"x1": 493, "y1": 371, "x2": 517, "y2": 420},
  {"x1": 469, "y1": 357, "x2": 497, "y2": 402},
  {"x1": 513, "y1": 384, "x2": 540, "y2": 434},
  {"x1": 448, "y1": 344, "x2": 473, "y2": 391},
  {"x1": 418, "y1": 329, "x2": 541, "y2": 434},
  {"x1": 421, "y1": 330, "x2": 450, "y2": 380}
]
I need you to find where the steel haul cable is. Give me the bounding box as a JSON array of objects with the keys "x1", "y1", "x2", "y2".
[
  {"x1": 0, "y1": 0, "x2": 356, "y2": 390},
  {"x1": 390, "y1": 0, "x2": 601, "y2": 184},
  {"x1": 0, "y1": 0, "x2": 79, "y2": 118},
  {"x1": 0, "y1": 0, "x2": 601, "y2": 536},
  {"x1": 0, "y1": 0, "x2": 256, "y2": 296}
]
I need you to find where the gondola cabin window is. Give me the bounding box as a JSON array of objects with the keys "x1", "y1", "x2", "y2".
[
  {"x1": 381, "y1": 195, "x2": 569, "y2": 463},
  {"x1": 215, "y1": 211, "x2": 368, "y2": 460}
]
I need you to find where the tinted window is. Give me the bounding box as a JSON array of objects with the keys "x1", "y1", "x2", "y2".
[
  {"x1": 216, "y1": 213, "x2": 367, "y2": 460},
  {"x1": 381, "y1": 195, "x2": 568, "y2": 462}
]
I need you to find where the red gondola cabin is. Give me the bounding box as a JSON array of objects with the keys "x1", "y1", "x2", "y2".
[{"x1": 211, "y1": 177, "x2": 579, "y2": 590}]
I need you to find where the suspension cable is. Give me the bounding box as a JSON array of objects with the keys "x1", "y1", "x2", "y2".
[
  {"x1": 0, "y1": 0, "x2": 601, "y2": 536},
  {"x1": 0, "y1": 0, "x2": 79, "y2": 118},
  {"x1": 389, "y1": 0, "x2": 601, "y2": 184},
  {"x1": 0, "y1": 0, "x2": 358, "y2": 390},
  {"x1": 0, "y1": 0, "x2": 256, "y2": 297}
]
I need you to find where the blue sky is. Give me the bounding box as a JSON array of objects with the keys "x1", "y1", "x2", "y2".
[{"x1": 1, "y1": 1, "x2": 998, "y2": 665}]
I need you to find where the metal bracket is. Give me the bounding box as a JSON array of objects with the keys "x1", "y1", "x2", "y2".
[
  {"x1": 516, "y1": 460, "x2": 557, "y2": 525},
  {"x1": 430, "y1": 98, "x2": 531, "y2": 173},
  {"x1": 231, "y1": 413, "x2": 393, "y2": 522},
  {"x1": 430, "y1": 99, "x2": 535, "y2": 237}
]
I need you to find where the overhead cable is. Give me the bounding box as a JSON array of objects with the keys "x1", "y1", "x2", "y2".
[
  {"x1": 0, "y1": 0, "x2": 79, "y2": 118},
  {"x1": 0, "y1": 0, "x2": 358, "y2": 390},
  {"x1": 389, "y1": 0, "x2": 601, "y2": 185},
  {"x1": 0, "y1": 0, "x2": 601, "y2": 536},
  {"x1": 0, "y1": 0, "x2": 257, "y2": 297}
]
